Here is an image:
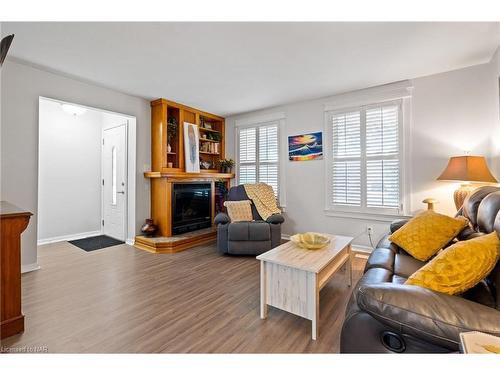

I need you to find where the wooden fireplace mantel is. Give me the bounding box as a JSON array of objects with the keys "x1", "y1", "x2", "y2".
[{"x1": 144, "y1": 171, "x2": 234, "y2": 180}]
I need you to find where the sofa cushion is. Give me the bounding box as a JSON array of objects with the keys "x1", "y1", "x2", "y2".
[
  {"x1": 389, "y1": 210, "x2": 468, "y2": 261},
  {"x1": 364, "y1": 248, "x2": 395, "y2": 273},
  {"x1": 376, "y1": 234, "x2": 402, "y2": 253},
  {"x1": 405, "y1": 232, "x2": 500, "y2": 295},
  {"x1": 359, "y1": 268, "x2": 393, "y2": 285},
  {"x1": 224, "y1": 200, "x2": 253, "y2": 222},
  {"x1": 228, "y1": 221, "x2": 270, "y2": 241},
  {"x1": 462, "y1": 186, "x2": 500, "y2": 228},
  {"x1": 477, "y1": 191, "x2": 500, "y2": 233},
  {"x1": 394, "y1": 253, "x2": 426, "y2": 278}
]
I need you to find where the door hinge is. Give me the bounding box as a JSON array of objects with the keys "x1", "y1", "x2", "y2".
[
  {"x1": 102, "y1": 179, "x2": 104, "y2": 186},
  {"x1": 102, "y1": 219, "x2": 104, "y2": 226}
]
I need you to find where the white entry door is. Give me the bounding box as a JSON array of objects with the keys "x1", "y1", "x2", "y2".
[{"x1": 102, "y1": 124, "x2": 127, "y2": 241}]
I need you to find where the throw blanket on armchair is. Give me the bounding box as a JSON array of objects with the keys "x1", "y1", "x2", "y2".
[{"x1": 243, "y1": 183, "x2": 281, "y2": 221}]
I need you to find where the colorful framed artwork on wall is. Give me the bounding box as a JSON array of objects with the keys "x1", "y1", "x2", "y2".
[{"x1": 288, "y1": 132, "x2": 323, "y2": 161}]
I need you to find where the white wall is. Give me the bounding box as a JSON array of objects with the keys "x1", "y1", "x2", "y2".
[
  {"x1": 410, "y1": 62, "x2": 498, "y2": 215},
  {"x1": 490, "y1": 46, "x2": 500, "y2": 176},
  {"x1": 38, "y1": 99, "x2": 103, "y2": 242},
  {"x1": 1, "y1": 60, "x2": 150, "y2": 271},
  {"x1": 226, "y1": 62, "x2": 500, "y2": 249}
]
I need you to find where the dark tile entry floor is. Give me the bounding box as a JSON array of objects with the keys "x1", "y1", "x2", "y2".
[{"x1": 69, "y1": 235, "x2": 124, "y2": 252}]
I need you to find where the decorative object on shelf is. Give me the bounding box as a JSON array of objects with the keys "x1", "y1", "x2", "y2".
[
  {"x1": 141, "y1": 218, "x2": 158, "y2": 237},
  {"x1": 167, "y1": 116, "x2": 178, "y2": 152},
  {"x1": 210, "y1": 132, "x2": 222, "y2": 142},
  {"x1": 218, "y1": 158, "x2": 234, "y2": 173},
  {"x1": 290, "y1": 232, "x2": 331, "y2": 250},
  {"x1": 422, "y1": 198, "x2": 438, "y2": 211},
  {"x1": 200, "y1": 160, "x2": 211, "y2": 170},
  {"x1": 167, "y1": 162, "x2": 173, "y2": 168},
  {"x1": 183, "y1": 122, "x2": 200, "y2": 173},
  {"x1": 437, "y1": 155, "x2": 498, "y2": 209},
  {"x1": 288, "y1": 132, "x2": 323, "y2": 161}
]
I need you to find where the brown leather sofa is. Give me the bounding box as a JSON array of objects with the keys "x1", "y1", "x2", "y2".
[{"x1": 340, "y1": 186, "x2": 500, "y2": 353}]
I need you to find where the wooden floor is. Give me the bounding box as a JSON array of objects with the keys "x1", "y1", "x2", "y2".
[{"x1": 1, "y1": 241, "x2": 366, "y2": 353}]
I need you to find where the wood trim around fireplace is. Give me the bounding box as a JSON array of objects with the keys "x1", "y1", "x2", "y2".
[{"x1": 135, "y1": 98, "x2": 234, "y2": 253}]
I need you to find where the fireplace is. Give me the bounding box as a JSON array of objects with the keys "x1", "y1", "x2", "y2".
[{"x1": 172, "y1": 183, "x2": 211, "y2": 235}]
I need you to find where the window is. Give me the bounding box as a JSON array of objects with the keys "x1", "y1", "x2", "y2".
[
  {"x1": 327, "y1": 100, "x2": 403, "y2": 215},
  {"x1": 237, "y1": 123, "x2": 279, "y2": 196},
  {"x1": 112, "y1": 146, "x2": 117, "y2": 205}
]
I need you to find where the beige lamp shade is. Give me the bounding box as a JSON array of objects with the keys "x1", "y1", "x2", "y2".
[
  {"x1": 437, "y1": 156, "x2": 498, "y2": 210},
  {"x1": 437, "y1": 156, "x2": 497, "y2": 183}
]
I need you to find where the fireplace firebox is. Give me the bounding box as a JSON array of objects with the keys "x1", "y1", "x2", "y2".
[{"x1": 172, "y1": 183, "x2": 211, "y2": 235}]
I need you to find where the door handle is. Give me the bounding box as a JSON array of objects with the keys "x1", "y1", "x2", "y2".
[{"x1": 117, "y1": 191, "x2": 125, "y2": 194}]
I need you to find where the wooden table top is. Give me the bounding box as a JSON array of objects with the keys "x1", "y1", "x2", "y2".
[
  {"x1": 0, "y1": 201, "x2": 32, "y2": 218},
  {"x1": 257, "y1": 234, "x2": 353, "y2": 273}
]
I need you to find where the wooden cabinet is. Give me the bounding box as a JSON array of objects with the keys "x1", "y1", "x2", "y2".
[
  {"x1": 0, "y1": 201, "x2": 32, "y2": 339},
  {"x1": 150, "y1": 99, "x2": 226, "y2": 173}
]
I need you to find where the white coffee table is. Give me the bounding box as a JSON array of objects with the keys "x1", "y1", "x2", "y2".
[{"x1": 256, "y1": 234, "x2": 354, "y2": 340}]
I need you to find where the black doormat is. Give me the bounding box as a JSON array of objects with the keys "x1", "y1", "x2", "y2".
[{"x1": 69, "y1": 235, "x2": 124, "y2": 252}]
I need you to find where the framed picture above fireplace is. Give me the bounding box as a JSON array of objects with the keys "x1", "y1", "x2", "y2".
[{"x1": 183, "y1": 122, "x2": 201, "y2": 173}]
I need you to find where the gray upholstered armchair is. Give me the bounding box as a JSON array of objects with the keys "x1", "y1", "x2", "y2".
[{"x1": 214, "y1": 185, "x2": 284, "y2": 255}]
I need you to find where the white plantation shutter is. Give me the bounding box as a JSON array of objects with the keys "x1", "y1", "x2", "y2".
[
  {"x1": 329, "y1": 101, "x2": 402, "y2": 214},
  {"x1": 332, "y1": 112, "x2": 361, "y2": 206},
  {"x1": 365, "y1": 105, "x2": 400, "y2": 208},
  {"x1": 237, "y1": 123, "x2": 279, "y2": 197},
  {"x1": 238, "y1": 127, "x2": 257, "y2": 184}
]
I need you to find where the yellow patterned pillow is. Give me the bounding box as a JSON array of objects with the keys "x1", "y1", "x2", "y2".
[
  {"x1": 389, "y1": 210, "x2": 468, "y2": 261},
  {"x1": 224, "y1": 200, "x2": 253, "y2": 222},
  {"x1": 405, "y1": 232, "x2": 500, "y2": 295}
]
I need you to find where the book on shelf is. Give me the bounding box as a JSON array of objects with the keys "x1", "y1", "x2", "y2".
[{"x1": 200, "y1": 142, "x2": 219, "y2": 154}]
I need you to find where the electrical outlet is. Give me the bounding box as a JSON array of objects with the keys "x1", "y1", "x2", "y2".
[{"x1": 367, "y1": 225, "x2": 373, "y2": 234}]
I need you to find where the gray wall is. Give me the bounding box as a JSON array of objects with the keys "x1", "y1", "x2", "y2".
[
  {"x1": 1, "y1": 60, "x2": 151, "y2": 270},
  {"x1": 491, "y1": 46, "x2": 500, "y2": 176},
  {"x1": 226, "y1": 62, "x2": 500, "y2": 249}
]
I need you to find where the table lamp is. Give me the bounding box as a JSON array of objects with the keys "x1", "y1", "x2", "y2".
[{"x1": 437, "y1": 155, "x2": 498, "y2": 209}]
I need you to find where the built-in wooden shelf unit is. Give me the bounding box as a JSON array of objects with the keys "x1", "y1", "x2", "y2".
[{"x1": 136, "y1": 99, "x2": 233, "y2": 253}]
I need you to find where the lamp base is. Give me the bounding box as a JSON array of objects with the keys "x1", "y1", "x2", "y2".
[{"x1": 453, "y1": 184, "x2": 478, "y2": 210}]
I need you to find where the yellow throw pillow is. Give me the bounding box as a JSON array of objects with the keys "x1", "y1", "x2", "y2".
[
  {"x1": 224, "y1": 200, "x2": 253, "y2": 222},
  {"x1": 389, "y1": 210, "x2": 468, "y2": 261},
  {"x1": 405, "y1": 232, "x2": 500, "y2": 295}
]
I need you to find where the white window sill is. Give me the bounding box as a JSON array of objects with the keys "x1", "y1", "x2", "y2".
[{"x1": 324, "y1": 209, "x2": 412, "y2": 223}]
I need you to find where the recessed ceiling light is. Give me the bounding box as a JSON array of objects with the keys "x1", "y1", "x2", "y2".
[{"x1": 61, "y1": 103, "x2": 87, "y2": 116}]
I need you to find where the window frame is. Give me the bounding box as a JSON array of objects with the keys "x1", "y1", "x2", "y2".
[
  {"x1": 325, "y1": 98, "x2": 410, "y2": 219},
  {"x1": 235, "y1": 116, "x2": 284, "y2": 206}
]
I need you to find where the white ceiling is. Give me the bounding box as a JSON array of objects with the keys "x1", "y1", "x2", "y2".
[{"x1": 3, "y1": 22, "x2": 499, "y2": 116}]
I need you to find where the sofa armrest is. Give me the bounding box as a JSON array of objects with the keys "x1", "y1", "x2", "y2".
[
  {"x1": 266, "y1": 214, "x2": 284, "y2": 224},
  {"x1": 357, "y1": 283, "x2": 500, "y2": 350},
  {"x1": 390, "y1": 219, "x2": 409, "y2": 233},
  {"x1": 214, "y1": 213, "x2": 230, "y2": 226}
]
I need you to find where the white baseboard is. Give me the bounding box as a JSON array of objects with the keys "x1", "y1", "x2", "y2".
[
  {"x1": 21, "y1": 262, "x2": 41, "y2": 274},
  {"x1": 125, "y1": 238, "x2": 135, "y2": 246},
  {"x1": 37, "y1": 230, "x2": 102, "y2": 246}
]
